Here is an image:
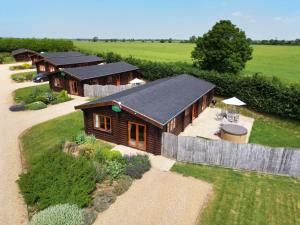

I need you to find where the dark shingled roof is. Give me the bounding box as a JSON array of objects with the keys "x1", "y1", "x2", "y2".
[
  {"x1": 76, "y1": 74, "x2": 215, "y2": 126},
  {"x1": 45, "y1": 55, "x2": 104, "y2": 66},
  {"x1": 40, "y1": 51, "x2": 84, "y2": 59},
  {"x1": 63, "y1": 62, "x2": 139, "y2": 80},
  {"x1": 11, "y1": 48, "x2": 37, "y2": 56}
]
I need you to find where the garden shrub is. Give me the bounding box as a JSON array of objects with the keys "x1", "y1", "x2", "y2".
[
  {"x1": 29, "y1": 204, "x2": 84, "y2": 225},
  {"x1": 74, "y1": 132, "x2": 88, "y2": 145},
  {"x1": 94, "y1": 148, "x2": 124, "y2": 164},
  {"x1": 113, "y1": 175, "x2": 133, "y2": 195},
  {"x1": 78, "y1": 143, "x2": 96, "y2": 157},
  {"x1": 25, "y1": 101, "x2": 47, "y2": 110},
  {"x1": 106, "y1": 160, "x2": 125, "y2": 181},
  {"x1": 11, "y1": 71, "x2": 36, "y2": 82},
  {"x1": 80, "y1": 50, "x2": 300, "y2": 120},
  {"x1": 9, "y1": 102, "x2": 26, "y2": 111},
  {"x1": 51, "y1": 90, "x2": 72, "y2": 104},
  {"x1": 18, "y1": 150, "x2": 97, "y2": 210},
  {"x1": 125, "y1": 155, "x2": 151, "y2": 179},
  {"x1": 93, "y1": 161, "x2": 107, "y2": 183}
]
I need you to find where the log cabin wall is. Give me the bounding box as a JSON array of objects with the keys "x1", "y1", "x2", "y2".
[{"x1": 83, "y1": 106, "x2": 163, "y2": 155}]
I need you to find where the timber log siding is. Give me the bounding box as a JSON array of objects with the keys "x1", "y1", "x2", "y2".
[
  {"x1": 49, "y1": 71, "x2": 140, "y2": 97},
  {"x1": 13, "y1": 53, "x2": 32, "y2": 62},
  {"x1": 83, "y1": 106, "x2": 162, "y2": 155},
  {"x1": 81, "y1": 89, "x2": 214, "y2": 154}
]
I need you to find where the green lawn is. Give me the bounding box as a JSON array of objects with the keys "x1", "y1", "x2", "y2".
[
  {"x1": 172, "y1": 163, "x2": 300, "y2": 225},
  {"x1": 75, "y1": 41, "x2": 300, "y2": 84},
  {"x1": 21, "y1": 111, "x2": 84, "y2": 167}
]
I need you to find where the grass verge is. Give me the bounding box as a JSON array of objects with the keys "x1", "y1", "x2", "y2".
[
  {"x1": 20, "y1": 111, "x2": 84, "y2": 167},
  {"x1": 172, "y1": 163, "x2": 300, "y2": 225}
]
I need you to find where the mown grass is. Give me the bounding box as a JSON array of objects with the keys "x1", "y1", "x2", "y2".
[
  {"x1": 74, "y1": 41, "x2": 300, "y2": 84},
  {"x1": 21, "y1": 111, "x2": 84, "y2": 167},
  {"x1": 172, "y1": 163, "x2": 300, "y2": 225},
  {"x1": 214, "y1": 97, "x2": 300, "y2": 148}
]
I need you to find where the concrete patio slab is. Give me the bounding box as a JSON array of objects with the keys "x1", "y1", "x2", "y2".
[{"x1": 180, "y1": 107, "x2": 254, "y2": 142}]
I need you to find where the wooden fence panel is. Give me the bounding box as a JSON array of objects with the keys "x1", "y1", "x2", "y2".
[
  {"x1": 161, "y1": 132, "x2": 300, "y2": 177},
  {"x1": 83, "y1": 84, "x2": 133, "y2": 97}
]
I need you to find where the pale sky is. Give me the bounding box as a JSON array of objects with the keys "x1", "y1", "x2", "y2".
[{"x1": 0, "y1": 0, "x2": 299, "y2": 39}]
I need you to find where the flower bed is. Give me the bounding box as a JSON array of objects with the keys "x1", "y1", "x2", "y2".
[
  {"x1": 13, "y1": 84, "x2": 71, "y2": 110},
  {"x1": 19, "y1": 131, "x2": 151, "y2": 225}
]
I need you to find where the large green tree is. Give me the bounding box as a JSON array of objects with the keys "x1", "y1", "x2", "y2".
[{"x1": 191, "y1": 20, "x2": 253, "y2": 74}]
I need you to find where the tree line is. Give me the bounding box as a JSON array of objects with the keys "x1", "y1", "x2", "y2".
[{"x1": 0, "y1": 38, "x2": 74, "y2": 52}]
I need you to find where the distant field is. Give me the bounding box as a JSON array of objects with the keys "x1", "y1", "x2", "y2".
[{"x1": 74, "y1": 41, "x2": 300, "y2": 84}]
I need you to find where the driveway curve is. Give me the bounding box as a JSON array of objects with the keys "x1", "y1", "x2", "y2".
[{"x1": 0, "y1": 63, "x2": 88, "y2": 225}]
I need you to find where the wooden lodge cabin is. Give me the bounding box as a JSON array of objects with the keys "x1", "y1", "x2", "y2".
[
  {"x1": 48, "y1": 61, "x2": 140, "y2": 96},
  {"x1": 33, "y1": 51, "x2": 104, "y2": 74},
  {"x1": 75, "y1": 74, "x2": 215, "y2": 155},
  {"x1": 11, "y1": 48, "x2": 38, "y2": 62}
]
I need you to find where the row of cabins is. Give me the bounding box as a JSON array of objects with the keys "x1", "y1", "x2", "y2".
[
  {"x1": 12, "y1": 49, "x2": 215, "y2": 155},
  {"x1": 12, "y1": 49, "x2": 140, "y2": 96}
]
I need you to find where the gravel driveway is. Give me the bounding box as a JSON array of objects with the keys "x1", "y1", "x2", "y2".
[
  {"x1": 0, "y1": 63, "x2": 88, "y2": 225},
  {"x1": 94, "y1": 169, "x2": 212, "y2": 225}
]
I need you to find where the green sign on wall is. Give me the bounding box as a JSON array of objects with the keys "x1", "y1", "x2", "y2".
[
  {"x1": 112, "y1": 105, "x2": 122, "y2": 112},
  {"x1": 60, "y1": 71, "x2": 65, "y2": 77}
]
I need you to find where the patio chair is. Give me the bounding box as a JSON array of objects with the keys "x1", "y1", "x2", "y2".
[
  {"x1": 227, "y1": 113, "x2": 234, "y2": 122},
  {"x1": 234, "y1": 113, "x2": 239, "y2": 123}
]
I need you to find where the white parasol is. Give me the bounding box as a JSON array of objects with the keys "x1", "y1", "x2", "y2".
[
  {"x1": 129, "y1": 78, "x2": 145, "y2": 85},
  {"x1": 222, "y1": 97, "x2": 246, "y2": 106}
]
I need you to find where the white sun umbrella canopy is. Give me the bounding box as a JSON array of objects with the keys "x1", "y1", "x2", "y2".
[
  {"x1": 129, "y1": 78, "x2": 145, "y2": 85},
  {"x1": 222, "y1": 97, "x2": 246, "y2": 106}
]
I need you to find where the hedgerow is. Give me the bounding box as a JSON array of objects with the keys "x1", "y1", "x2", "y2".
[
  {"x1": 0, "y1": 38, "x2": 74, "y2": 52},
  {"x1": 79, "y1": 50, "x2": 300, "y2": 120}
]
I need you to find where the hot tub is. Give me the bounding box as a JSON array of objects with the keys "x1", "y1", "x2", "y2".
[{"x1": 221, "y1": 124, "x2": 248, "y2": 144}]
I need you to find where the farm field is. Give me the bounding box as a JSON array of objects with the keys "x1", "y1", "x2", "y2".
[
  {"x1": 172, "y1": 163, "x2": 300, "y2": 225},
  {"x1": 74, "y1": 41, "x2": 300, "y2": 84}
]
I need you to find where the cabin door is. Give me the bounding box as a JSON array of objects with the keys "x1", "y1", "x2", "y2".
[
  {"x1": 69, "y1": 80, "x2": 78, "y2": 95},
  {"x1": 201, "y1": 95, "x2": 207, "y2": 111},
  {"x1": 128, "y1": 122, "x2": 146, "y2": 150},
  {"x1": 192, "y1": 102, "x2": 198, "y2": 120},
  {"x1": 116, "y1": 75, "x2": 121, "y2": 86}
]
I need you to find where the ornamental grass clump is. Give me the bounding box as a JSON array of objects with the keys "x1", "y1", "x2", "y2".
[{"x1": 29, "y1": 204, "x2": 84, "y2": 225}]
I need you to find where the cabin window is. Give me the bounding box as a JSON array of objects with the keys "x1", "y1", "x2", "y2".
[
  {"x1": 94, "y1": 114, "x2": 112, "y2": 132},
  {"x1": 167, "y1": 118, "x2": 176, "y2": 132},
  {"x1": 49, "y1": 66, "x2": 56, "y2": 72},
  {"x1": 107, "y1": 76, "x2": 112, "y2": 83},
  {"x1": 39, "y1": 64, "x2": 46, "y2": 72},
  {"x1": 54, "y1": 77, "x2": 63, "y2": 87}
]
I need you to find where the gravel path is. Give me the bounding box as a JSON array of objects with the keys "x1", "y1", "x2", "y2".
[
  {"x1": 94, "y1": 169, "x2": 212, "y2": 225},
  {"x1": 0, "y1": 63, "x2": 88, "y2": 225}
]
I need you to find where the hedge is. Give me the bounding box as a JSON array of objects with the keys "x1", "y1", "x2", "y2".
[
  {"x1": 78, "y1": 50, "x2": 300, "y2": 120},
  {"x1": 0, "y1": 38, "x2": 74, "y2": 52}
]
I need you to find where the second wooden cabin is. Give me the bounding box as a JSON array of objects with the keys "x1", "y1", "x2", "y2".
[{"x1": 47, "y1": 61, "x2": 141, "y2": 96}]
